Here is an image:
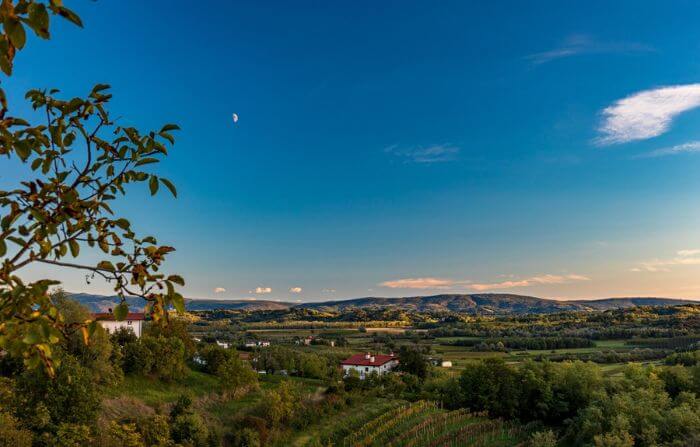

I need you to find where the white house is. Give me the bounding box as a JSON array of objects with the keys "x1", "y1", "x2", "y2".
[
  {"x1": 93, "y1": 312, "x2": 145, "y2": 338},
  {"x1": 341, "y1": 353, "x2": 399, "y2": 379}
]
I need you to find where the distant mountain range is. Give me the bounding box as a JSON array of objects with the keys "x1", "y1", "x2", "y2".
[{"x1": 68, "y1": 292, "x2": 697, "y2": 315}]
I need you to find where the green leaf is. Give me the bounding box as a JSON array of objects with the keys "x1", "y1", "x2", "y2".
[
  {"x1": 22, "y1": 327, "x2": 42, "y2": 345},
  {"x1": 57, "y1": 7, "x2": 83, "y2": 28},
  {"x1": 97, "y1": 260, "x2": 115, "y2": 272},
  {"x1": 27, "y1": 3, "x2": 49, "y2": 38},
  {"x1": 113, "y1": 302, "x2": 128, "y2": 321},
  {"x1": 149, "y1": 176, "x2": 159, "y2": 196},
  {"x1": 160, "y1": 124, "x2": 180, "y2": 132},
  {"x1": 68, "y1": 239, "x2": 80, "y2": 257},
  {"x1": 172, "y1": 292, "x2": 185, "y2": 313},
  {"x1": 92, "y1": 83, "x2": 111, "y2": 93},
  {"x1": 6, "y1": 20, "x2": 26, "y2": 49},
  {"x1": 167, "y1": 275, "x2": 185, "y2": 286},
  {"x1": 160, "y1": 178, "x2": 177, "y2": 198},
  {"x1": 114, "y1": 218, "x2": 130, "y2": 230},
  {"x1": 135, "y1": 157, "x2": 159, "y2": 167}
]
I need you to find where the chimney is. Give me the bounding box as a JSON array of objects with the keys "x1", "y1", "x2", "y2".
[
  {"x1": 365, "y1": 352, "x2": 371, "y2": 360},
  {"x1": 370, "y1": 356, "x2": 375, "y2": 363}
]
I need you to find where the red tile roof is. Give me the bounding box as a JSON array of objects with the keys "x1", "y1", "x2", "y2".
[
  {"x1": 341, "y1": 353, "x2": 397, "y2": 367},
  {"x1": 92, "y1": 312, "x2": 146, "y2": 321}
]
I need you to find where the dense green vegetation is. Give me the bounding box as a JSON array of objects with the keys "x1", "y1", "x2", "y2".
[{"x1": 5, "y1": 293, "x2": 700, "y2": 445}]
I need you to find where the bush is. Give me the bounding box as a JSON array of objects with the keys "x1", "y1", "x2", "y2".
[
  {"x1": 217, "y1": 354, "x2": 258, "y2": 397},
  {"x1": 0, "y1": 411, "x2": 32, "y2": 447},
  {"x1": 14, "y1": 355, "x2": 100, "y2": 429},
  {"x1": 52, "y1": 423, "x2": 93, "y2": 447},
  {"x1": 122, "y1": 340, "x2": 154, "y2": 375},
  {"x1": 105, "y1": 422, "x2": 144, "y2": 447},
  {"x1": 170, "y1": 414, "x2": 208, "y2": 447},
  {"x1": 137, "y1": 415, "x2": 171, "y2": 447}
]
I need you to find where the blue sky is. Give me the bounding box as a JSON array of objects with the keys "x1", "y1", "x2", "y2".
[{"x1": 7, "y1": 1, "x2": 700, "y2": 301}]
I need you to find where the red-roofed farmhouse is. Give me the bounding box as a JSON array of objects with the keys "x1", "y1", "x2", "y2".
[{"x1": 341, "y1": 352, "x2": 399, "y2": 379}]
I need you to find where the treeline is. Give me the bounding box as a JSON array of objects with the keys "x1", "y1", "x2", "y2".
[
  {"x1": 425, "y1": 305, "x2": 700, "y2": 341},
  {"x1": 425, "y1": 358, "x2": 700, "y2": 446},
  {"x1": 544, "y1": 348, "x2": 668, "y2": 364},
  {"x1": 429, "y1": 324, "x2": 692, "y2": 341},
  {"x1": 447, "y1": 336, "x2": 594, "y2": 351},
  {"x1": 627, "y1": 336, "x2": 700, "y2": 350}
]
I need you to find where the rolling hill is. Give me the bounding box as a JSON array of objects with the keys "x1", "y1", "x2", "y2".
[
  {"x1": 68, "y1": 292, "x2": 696, "y2": 315},
  {"x1": 68, "y1": 293, "x2": 292, "y2": 312}
]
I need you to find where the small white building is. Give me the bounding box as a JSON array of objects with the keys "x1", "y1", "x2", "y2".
[
  {"x1": 341, "y1": 353, "x2": 399, "y2": 379},
  {"x1": 93, "y1": 312, "x2": 145, "y2": 338},
  {"x1": 441, "y1": 361, "x2": 453, "y2": 368},
  {"x1": 216, "y1": 340, "x2": 230, "y2": 349}
]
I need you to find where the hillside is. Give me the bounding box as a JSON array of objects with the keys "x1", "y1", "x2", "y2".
[
  {"x1": 69, "y1": 292, "x2": 696, "y2": 315},
  {"x1": 296, "y1": 294, "x2": 697, "y2": 313},
  {"x1": 68, "y1": 293, "x2": 292, "y2": 312}
]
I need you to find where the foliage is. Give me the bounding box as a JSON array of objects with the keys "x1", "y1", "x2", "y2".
[
  {"x1": 52, "y1": 423, "x2": 93, "y2": 447},
  {"x1": 0, "y1": 411, "x2": 32, "y2": 447},
  {"x1": 141, "y1": 335, "x2": 186, "y2": 381},
  {"x1": 256, "y1": 380, "x2": 302, "y2": 427},
  {"x1": 169, "y1": 394, "x2": 209, "y2": 447},
  {"x1": 13, "y1": 355, "x2": 100, "y2": 431},
  {"x1": 105, "y1": 421, "x2": 144, "y2": 447},
  {"x1": 216, "y1": 352, "x2": 258, "y2": 396},
  {"x1": 136, "y1": 414, "x2": 171, "y2": 447},
  {"x1": 396, "y1": 345, "x2": 429, "y2": 378},
  {"x1": 0, "y1": 2, "x2": 185, "y2": 374}
]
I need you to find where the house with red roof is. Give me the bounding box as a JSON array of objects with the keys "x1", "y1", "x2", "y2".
[
  {"x1": 341, "y1": 352, "x2": 399, "y2": 379},
  {"x1": 92, "y1": 311, "x2": 146, "y2": 338}
]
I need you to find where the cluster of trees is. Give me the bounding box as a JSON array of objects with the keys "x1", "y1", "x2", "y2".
[
  {"x1": 426, "y1": 306, "x2": 700, "y2": 342},
  {"x1": 426, "y1": 358, "x2": 700, "y2": 446},
  {"x1": 253, "y1": 346, "x2": 339, "y2": 380},
  {"x1": 450, "y1": 336, "x2": 595, "y2": 351},
  {"x1": 545, "y1": 348, "x2": 668, "y2": 364},
  {"x1": 0, "y1": 292, "x2": 262, "y2": 446},
  {"x1": 665, "y1": 349, "x2": 700, "y2": 367}
]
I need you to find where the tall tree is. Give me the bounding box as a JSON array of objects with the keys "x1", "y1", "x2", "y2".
[{"x1": 0, "y1": 1, "x2": 185, "y2": 375}]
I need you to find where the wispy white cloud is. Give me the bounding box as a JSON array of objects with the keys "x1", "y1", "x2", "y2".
[
  {"x1": 251, "y1": 286, "x2": 272, "y2": 294},
  {"x1": 213, "y1": 287, "x2": 226, "y2": 294},
  {"x1": 637, "y1": 141, "x2": 700, "y2": 158},
  {"x1": 289, "y1": 287, "x2": 303, "y2": 294},
  {"x1": 380, "y1": 277, "x2": 471, "y2": 290},
  {"x1": 380, "y1": 274, "x2": 589, "y2": 291},
  {"x1": 630, "y1": 249, "x2": 700, "y2": 273},
  {"x1": 385, "y1": 144, "x2": 460, "y2": 163},
  {"x1": 527, "y1": 34, "x2": 652, "y2": 65},
  {"x1": 632, "y1": 250, "x2": 700, "y2": 272},
  {"x1": 597, "y1": 84, "x2": 700, "y2": 145},
  {"x1": 469, "y1": 274, "x2": 590, "y2": 291},
  {"x1": 321, "y1": 288, "x2": 336, "y2": 293},
  {"x1": 678, "y1": 249, "x2": 700, "y2": 257}
]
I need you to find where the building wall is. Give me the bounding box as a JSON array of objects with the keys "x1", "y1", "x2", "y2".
[
  {"x1": 342, "y1": 360, "x2": 398, "y2": 379},
  {"x1": 98, "y1": 320, "x2": 143, "y2": 338}
]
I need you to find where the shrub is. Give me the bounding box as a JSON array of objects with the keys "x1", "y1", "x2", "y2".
[
  {"x1": 52, "y1": 423, "x2": 93, "y2": 447},
  {"x1": 0, "y1": 411, "x2": 32, "y2": 447},
  {"x1": 137, "y1": 414, "x2": 171, "y2": 447}
]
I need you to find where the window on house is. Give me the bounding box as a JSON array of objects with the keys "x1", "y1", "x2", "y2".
[{"x1": 127, "y1": 320, "x2": 132, "y2": 325}]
